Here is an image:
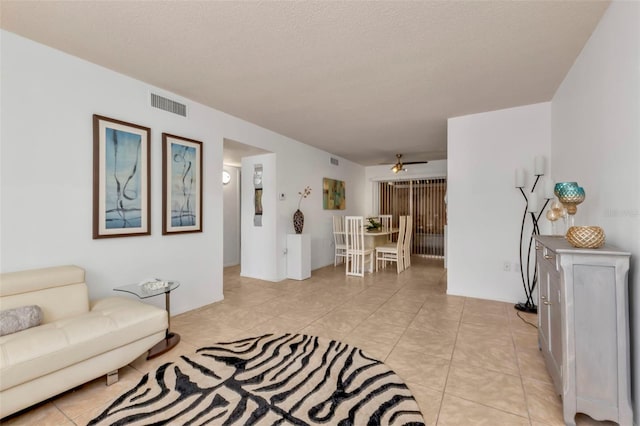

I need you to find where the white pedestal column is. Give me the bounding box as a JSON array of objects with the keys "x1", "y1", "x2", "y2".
[{"x1": 287, "y1": 234, "x2": 311, "y2": 280}]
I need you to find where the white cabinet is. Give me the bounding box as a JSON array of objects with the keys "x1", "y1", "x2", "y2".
[
  {"x1": 287, "y1": 234, "x2": 311, "y2": 280},
  {"x1": 534, "y1": 236, "x2": 633, "y2": 426}
]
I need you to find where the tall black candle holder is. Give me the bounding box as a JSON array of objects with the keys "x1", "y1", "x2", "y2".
[{"x1": 514, "y1": 166, "x2": 553, "y2": 314}]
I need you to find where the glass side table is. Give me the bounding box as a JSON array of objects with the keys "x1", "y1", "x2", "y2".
[{"x1": 114, "y1": 280, "x2": 181, "y2": 359}]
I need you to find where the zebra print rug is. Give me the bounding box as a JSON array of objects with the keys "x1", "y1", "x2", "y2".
[{"x1": 89, "y1": 333, "x2": 425, "y2": 425}]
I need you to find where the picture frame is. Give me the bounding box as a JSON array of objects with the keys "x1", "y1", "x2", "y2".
[
  {"x1": 323, "y1": 177, "x2": 346, "y2": 210},
  {"x1": 162, "y1": 133, "x2": 203, "y2": 234},
  {"x1": 93, "y1": 114, "x2": 151, "y2": 239}
]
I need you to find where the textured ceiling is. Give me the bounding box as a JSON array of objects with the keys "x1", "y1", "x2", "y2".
[{"x1": 0, "y1": 1, "x2": 609, "y2": 165}]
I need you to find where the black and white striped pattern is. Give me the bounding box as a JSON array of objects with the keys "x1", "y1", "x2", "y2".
[{"x1": 89, "y1": 334, "x2": 425, "y2": 425}]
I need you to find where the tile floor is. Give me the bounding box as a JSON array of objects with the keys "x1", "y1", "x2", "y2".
[{"x1": 2, "y1": 257, "x2": 617, "y2": 425}]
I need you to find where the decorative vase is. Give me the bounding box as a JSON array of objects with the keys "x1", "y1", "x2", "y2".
[
  {"x1": 554, "y1": 182, "x2": 585, "y2": 227},
  {"x1": 566, "y1": 226, "x2": 605, "y2": 248},
  {"x1": 293, "y1": 209, "x2": 304, "y2": 234}
]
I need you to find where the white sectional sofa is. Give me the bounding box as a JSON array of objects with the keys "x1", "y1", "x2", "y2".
[{"x1": 0, "y1": 265, "x2": 168, "y2": 418}]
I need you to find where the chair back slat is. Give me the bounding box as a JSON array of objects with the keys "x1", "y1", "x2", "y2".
[
  {"x1": 374, "y1": 216, "x2": 406, "y2": 274},
  {"x1": 403, "y1": 216, "x2": 413, "y2": 269},
  {"x1": 378, "y1": 215, "x2": 392, "y2": 232},
  {"x1": 345, "y1": 216, "x2": 367, "y2": 276},
  {"x1": 345, "y1": 216, "x2": 364, "y2": 253},
  {"x1": 332, "y1": 215, "x2": 348, "y2": 266},
  {"x1": 332, "y1": 216, "x2": 346, "y2": 246},
  {"x1": 397, "y1": 216, "x2": 407, "y2": 251}
]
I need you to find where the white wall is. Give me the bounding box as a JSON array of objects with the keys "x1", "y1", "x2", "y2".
[
  {"x1": 447, "y1": 103, "x2": 551, "y2": 303},
  {"x1": 0, "y1": 31, "x2": 366, "y2": 312},
  {"x1": 0, "y1": 31, "x2": 223, "y2": 315},
  {"x1": 241, "y1": 154, "x2": 278, "y2": 280},
  {"x1": 223, "y1": 166, "x2": 240, "y2": 267},
  {"x1": 551, "y1": 1, "x2": 640, "y2": 421}
]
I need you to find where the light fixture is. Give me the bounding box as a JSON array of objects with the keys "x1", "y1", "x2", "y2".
[
  {"x1": 513, "y1": 156, "x2": 554, "y2": 314},
  {"x1": 391, "y1": 154, "x2": 406, "y2": 173},
  {"x1": 388, "y1": 153, "x2": 428, "y2": 173},
  {"x1": 222, "y1": 170, "x2": 231, "y2": 185}
]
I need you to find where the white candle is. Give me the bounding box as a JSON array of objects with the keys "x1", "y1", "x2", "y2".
[
  {"x1": 544, "y1": 177, "x2": 555, "y2": 199},
  {"x1": 528, "y1": 192, "x2": 539, "y2": 212},
  {"x1": 534, "y1": 156, "x2": 545, "y2": 175},
  {"x1": 515, "y1": 168, "x2": 526, "y2": 188}
]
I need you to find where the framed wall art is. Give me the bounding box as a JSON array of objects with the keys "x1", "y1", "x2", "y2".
[
  {"x1": 253, "y1": 164, "x2": 263, "y2": 226},
  {"x1": 93, "y1": 114, "x2": 151, "y2": 239},
  {"x1": 162, "y1": 133, "x2": 203, "y2": 234},
  {"x1": 323, "y1": 177, "x2": 346, "y2": 210}
]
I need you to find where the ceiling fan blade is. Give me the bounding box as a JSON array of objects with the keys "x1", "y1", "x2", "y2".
[{"x1": 381, "y1": 154, "x2": 428, "y2": 167}]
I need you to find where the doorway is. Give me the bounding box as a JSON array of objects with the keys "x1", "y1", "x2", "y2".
[
  {"x1": 222, "y1": 139, "x2": 270, "y2": 269},
  {"x1": 376, "y1": 178, "x2": 447, "y2": 257}
]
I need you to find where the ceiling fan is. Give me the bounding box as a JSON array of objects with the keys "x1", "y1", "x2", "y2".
[{"x1": 388, "y1": 154, "x2": 428, "y2": 173}]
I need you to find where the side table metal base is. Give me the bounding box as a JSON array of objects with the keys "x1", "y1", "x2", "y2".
[{"x1": 147, "y1": 332, "x2": 180, "y2": 359}]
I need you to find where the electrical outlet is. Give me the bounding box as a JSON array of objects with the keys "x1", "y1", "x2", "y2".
[{"x1": 503, "y1": 261, "x2": 511, "y2": 272}]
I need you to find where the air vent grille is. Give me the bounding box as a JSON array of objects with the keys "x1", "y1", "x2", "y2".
[
  {"x1": 150, "y1": 93, "x2": 187, "y2": 117},
  {"x1": 330, "y1": 157, "x2": 339, "y2": 166}
]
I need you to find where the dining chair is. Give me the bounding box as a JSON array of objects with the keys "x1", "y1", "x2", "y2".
[
  {"x1": 345, "y1": 216, "x2": 374, "y2": 277},
  {"x1": 402, "y1": 216, "x2": 413, "y2": 270},
  {"x1": 332, "y1": 215, "x2": 347, "y2": 266},
  {"x1": 378, "y1": 214, "x2": 393, "y2": 242},
  {"x1": 375, "y1": 215, "x2": 406, "y2": 273}
]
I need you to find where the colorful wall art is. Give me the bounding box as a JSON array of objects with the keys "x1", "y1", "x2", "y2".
[{"x1": 323, "y1": 177, "x2": 346, "y2": 210}]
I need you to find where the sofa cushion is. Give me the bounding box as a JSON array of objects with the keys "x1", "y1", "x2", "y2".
[
  {"x1": 0, "y1": 266, "x2": 89, "y2": 323},
  {"x1": 0, "y1": 265, "x2": 85, "y2": 296},
  {"x1": 0, "y1": 305, "x2": 43, "y2": 336},
  {"x1": 0, "y1": 296, "x2": 167, "y2": 391}
]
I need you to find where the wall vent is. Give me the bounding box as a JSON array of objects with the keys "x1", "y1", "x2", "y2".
[
  {"x1": 150, "y1": 93, "x2": 187, "y2": 117},
  {"x1": 330, "y1": 157, "x2": 339, "y2": 166}
]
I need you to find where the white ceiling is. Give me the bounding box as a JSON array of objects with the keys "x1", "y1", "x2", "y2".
[{"x1": 0, "y1": 1, "x2": 609, "y2": 166}]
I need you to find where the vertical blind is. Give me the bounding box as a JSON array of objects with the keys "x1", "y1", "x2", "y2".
[{"x1": 377, "y1": 178, "x2": 447, "y2": 257}]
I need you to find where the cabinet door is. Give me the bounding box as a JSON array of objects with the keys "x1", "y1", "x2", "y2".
[
  {"x1": 573, "y1": 263, "x2": 620, "y2": 416},
  {"x1": 537, "y1": 246, "x2": 550, "y2": 352},
  {"x1": 548, "y1": 263, "x2": 562, "y2": 387},
  {"x1": 538, "y1": 247, "x2": 562, "y2": 394}
]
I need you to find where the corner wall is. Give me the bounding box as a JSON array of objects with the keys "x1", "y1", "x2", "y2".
[
  {"x1": 447, "y1": 103, "x2": 551, "y2": 303},
  {"x1": 551, "y1": 1, "x2": 640, "y2": 421}
]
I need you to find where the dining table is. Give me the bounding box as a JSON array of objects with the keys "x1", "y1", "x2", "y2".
[{"x1": 363, "y1": 227, "x2": 400, "y2": 250}]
